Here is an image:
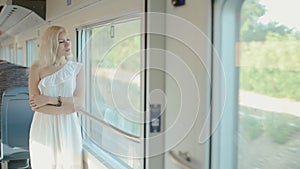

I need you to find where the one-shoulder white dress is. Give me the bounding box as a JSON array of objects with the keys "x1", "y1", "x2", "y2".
[{"x1": 29, "y1": 61, "x2": 83, "y2": 169}]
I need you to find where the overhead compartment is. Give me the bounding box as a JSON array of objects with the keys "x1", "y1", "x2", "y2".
[
  {"x1": 0, "y1": 0, "x2": 103, "y2": 41},
  {"x1": 46, "y1": 0, "x2": 101, "y2": 21},
  {"x1": 9, "y1": 0, "x2": 46, "y2": 19},
  {"x1": 0, "y1": 0, "x2": 45, "y2": 41}
]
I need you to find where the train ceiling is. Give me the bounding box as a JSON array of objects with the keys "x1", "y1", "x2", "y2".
[{"x1": 0, "y1": 0, "x2": 45, "y2": 40}]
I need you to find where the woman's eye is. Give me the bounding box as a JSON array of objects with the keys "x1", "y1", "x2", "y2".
[{"x1": 58, "y1": 38, "x2": 71, "y2": 44}]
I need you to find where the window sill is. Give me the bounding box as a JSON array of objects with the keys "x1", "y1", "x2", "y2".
[{"x1": 83, "y1": 139, "x2": 133, "y2": 169}]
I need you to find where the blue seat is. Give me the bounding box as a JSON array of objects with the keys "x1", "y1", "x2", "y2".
[{"x1": 0, "y1": 86, "x2": 34, "y2": 169}]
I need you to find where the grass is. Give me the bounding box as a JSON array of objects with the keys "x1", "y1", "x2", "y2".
[
  {"x1": 240, "y1": 67, "x2": 300, "y2": 101},
  {"x1": 239, "y1": 106, "x2": 300, "y2": 144}
]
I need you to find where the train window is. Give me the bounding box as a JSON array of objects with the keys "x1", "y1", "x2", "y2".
[
  {"x1": 26, "y1": 39, "x2": 38, "y2": 66},
  {"x1": 9, "y1": 44, "x2": 14, "y2": 63},
  {"x1": 2, "y1": 45, "x2": 9, "y2": 61},
  {"x1": 0, "y1": 46, "x2": 2, "y2": 59},
  {"x1": 16, "y1": 47, "x2": 23, "y2": 66},
  {"x1": 0, "y1": 45, "x2": 3, "y2": 60},
  {"x1": 237, "y1": 0, "x2": 300, "y2": 168},
  {"x1": 2, "y1": 46, "x2": 9, "y2": 61},
  {"x1": 77, "y1": 17, "x2": 143, "y2": 169}
]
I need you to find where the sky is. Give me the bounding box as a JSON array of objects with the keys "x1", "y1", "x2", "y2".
[{"x1": 259, "y1": 0, "x2": 300, "y2": 31}]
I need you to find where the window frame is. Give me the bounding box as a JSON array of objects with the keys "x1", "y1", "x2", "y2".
[
  {"x1": 211, "y1": 0, "x2": 244, "y2": 169},
  {"x1": 26, "y1": 38, "x2": 38, "y2": 67},
  {"x1": 16, "y1": 47, "x2": 23, "y2": 66},
  {"x1": 76, "y1": 15, "x2": 145, "y2": 169},
  {"x1": 9, "y1": 43, "x2": 14, "y2": 63}
]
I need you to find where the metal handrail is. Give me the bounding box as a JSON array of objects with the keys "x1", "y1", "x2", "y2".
[
  {"x1": 169, "y1": 150, "x2": 196, "y2": 169},
  {"x1": 79, "y1": 110, "x2": 141, "y2": 143}
]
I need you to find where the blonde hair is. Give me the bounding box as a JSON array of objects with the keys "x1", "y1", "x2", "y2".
[{"x1": 37, "y1": 25, "x2": 72, "y2": 67}]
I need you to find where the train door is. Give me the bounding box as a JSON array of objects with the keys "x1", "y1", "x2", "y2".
[
  {"x1": 145, "y1": 1, "x2": 212, "y2": 169},
  {"x1": 144, "y1": 0, "x2": 216, "y2": 168}
]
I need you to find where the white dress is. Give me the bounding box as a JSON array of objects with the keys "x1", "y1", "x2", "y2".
[{"x1": 29, "y1": 61, "x2": 83, "y2": 169}]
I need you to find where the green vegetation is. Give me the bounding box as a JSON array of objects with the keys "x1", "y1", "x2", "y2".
[
  {"x1": 239, "y1": 106, "x2": 300, "y2": 144},
  {"x1": 240, "y1": 0, "x2": 300, "y2": 42},
  {"x1": 240, "y1": 67, "x2": 300, "y2": 101},
  {"x1": 264, "y1": 113, "x2": 298, "y2": 144},
  {"x1": 240, "y1": 115, "x2": 264, "y2": 140},
  {"x1": 239, "y1": 0, "x2": 300, "y2": 101},
  {"x1": 90, "y1": 20, "x2": 141, "y2": 70},
  {"x1": 239, "y1": 41, "x2": 300, "y2": 70},
  {"x1": 239, "y1": 41, "x2": 300, "y2": 101}
]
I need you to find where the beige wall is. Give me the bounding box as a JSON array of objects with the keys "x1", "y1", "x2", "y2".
[{"x1": 164, "y1": 0, "x2": 211, "y2": 169}]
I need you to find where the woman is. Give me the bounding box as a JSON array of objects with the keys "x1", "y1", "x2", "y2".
[{"x1": 28, "y1": 25, "x2": 84, "y2": 169}]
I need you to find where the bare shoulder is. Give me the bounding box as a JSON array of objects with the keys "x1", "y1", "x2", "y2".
[
  {"x1": 30, "y1": 62, "x2": 40, "y2": 70},
  {"x1": 29, "y1": 62, "x2": 41, "y2": 77}
]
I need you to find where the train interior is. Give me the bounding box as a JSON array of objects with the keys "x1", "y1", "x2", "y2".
[{"x1": 0, "y1": 0, "x2": 300, "y2": 168}]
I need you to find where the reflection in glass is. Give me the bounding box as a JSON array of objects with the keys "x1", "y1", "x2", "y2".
[{"x1": 81, "y1": 18, "x2": 143, "y2": 169}]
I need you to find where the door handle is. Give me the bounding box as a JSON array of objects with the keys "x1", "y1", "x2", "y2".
[{"x1": 169, "y1": 150, "x2": 199, "y2": 169}]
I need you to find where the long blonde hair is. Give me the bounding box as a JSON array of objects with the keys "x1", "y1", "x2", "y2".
[{"x1": 37, "y1": 25, "x2": 71, "y2": 67}]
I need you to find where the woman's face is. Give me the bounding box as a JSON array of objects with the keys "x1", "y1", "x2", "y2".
[{"x1": 57, "y1": 32, "x2": 71, "y2": 58}]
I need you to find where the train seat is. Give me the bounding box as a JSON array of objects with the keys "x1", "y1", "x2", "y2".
[{"x1": 0, "y1": 86, "x2": 34, "y2": 169}]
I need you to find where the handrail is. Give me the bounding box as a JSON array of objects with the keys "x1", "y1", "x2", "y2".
[
  {"x1": 79, "y1": 110, "x2": 141, "y2": 143},
  {"x1": 169, "y1": 150, "x2": 196, "y2": 169}
]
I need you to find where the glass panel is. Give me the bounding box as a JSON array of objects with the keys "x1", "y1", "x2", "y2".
[
  {"x1": 4, "y1": 46, "x2": 9, "y2": 61},
  {"x1": 79, "y1": 18, "x2": 143, "y2": 169},
  {"x1": 238, "y1": 0, "x2": 300, "y2": 168},
  {"x1": 26, "y1": 39, "x2": 38, "y2": 66},
  {"x1": 9, "y1": 44, "x2": 14, "y2": 63},
  {"x1": 0, "y1": 46, "x2": 3, "y2": 59},
  {"x1": 16, "y1": 47, "x2": 23, "y2": 65}
]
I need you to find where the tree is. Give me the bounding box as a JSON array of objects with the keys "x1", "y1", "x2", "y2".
[
  {"x1": 240, "y1": 0, "x2": 300, "y2": 41},
  {"x1": 240, "y1": 0, "x2": 266, "y2": 41}
]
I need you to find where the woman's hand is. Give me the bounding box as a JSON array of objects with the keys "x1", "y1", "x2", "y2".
[
  {"x1": 74, "y1": 104, "x2": 85, "y2": 113},
  {"x1": 30, "y1": 94, "x2": 49, "y2": 109}
]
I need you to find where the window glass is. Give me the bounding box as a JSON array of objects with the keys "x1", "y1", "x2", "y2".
[
  {"x1": 9, "y1": 44, "x2": 14, "y2": 63},
  {"x1": 0, "y1": 46, "x2": 3, "y2": 59},
  {"x1": 238, "y1": 0, "x2": 300, "y2": 168},
  {"x1": 26, "y1": 39, "x2": 38, "y2": 67},
  {"x1": 3, "y1": 46, "x2": 9, "y2": 61},
  {"x1": 78, "y1": 18, "x2": 143, "y2": 169},
  {"x1": 16, "y1": 47, "x2": 23, "y2": 65}
]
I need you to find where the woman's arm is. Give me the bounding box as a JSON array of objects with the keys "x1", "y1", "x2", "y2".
[
  {"x1": 30, "y1": 94, "x2": 82, "y2": 107},
  {"x1": 28, "y1": 63, "x2": 42, "y2": 108},
  {"x1": 29, "y1": 64, "x2": 85, "y2": 114},
  {"x1": 32, "y1": 102, "x2": 77, "y2": 115},
  {"x1": 73, "y1": 64, "x2": 85, "y2": 109},
  {"x1": 30, "y1": 65, "x2": 85, "y2": 108}
]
